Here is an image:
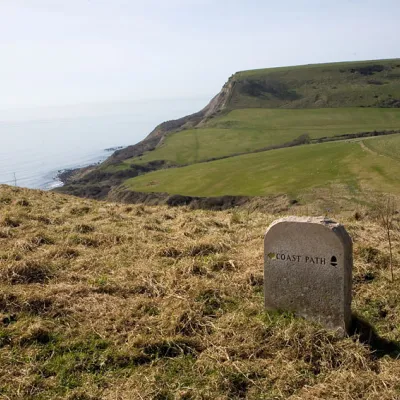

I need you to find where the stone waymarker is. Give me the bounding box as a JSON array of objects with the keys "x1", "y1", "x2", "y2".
[{"x1": 264, "y1": 216, "x2": 353, "y2": 334}]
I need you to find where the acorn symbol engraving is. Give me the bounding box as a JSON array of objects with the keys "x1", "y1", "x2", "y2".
[{"x1": 330, "y1": 256, "x2": 338, "y2": 266}]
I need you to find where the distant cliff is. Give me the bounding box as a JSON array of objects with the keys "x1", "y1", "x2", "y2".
[
  {"x1": 57, "y1": 58, "x2": 400, "y2": 200},
  {"x1": 106, "y1": 77, "x2": 236, "y2": 164}
]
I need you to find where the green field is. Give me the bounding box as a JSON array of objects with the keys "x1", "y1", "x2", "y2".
[
  {"x1": 119, "y1": 108, "x2": 400, "y2": 168},
  {"x1": 236, "y1": 58, "x2": 400, "y2": 78},
  {"x1": 364, "y1": 133, "x2": 400, "y2": 160},
  {"x1": 125, "y1": 135, "x2": 400, "y2": 197}
]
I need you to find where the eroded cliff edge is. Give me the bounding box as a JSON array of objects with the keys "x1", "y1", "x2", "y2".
[{"x1": 56, "y1": 76, "x2": 236, "y2": 198}]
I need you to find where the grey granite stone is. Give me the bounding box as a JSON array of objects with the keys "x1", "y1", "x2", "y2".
[{"x1": 264, "y1": 216, "x2": 353, "y2": 334}]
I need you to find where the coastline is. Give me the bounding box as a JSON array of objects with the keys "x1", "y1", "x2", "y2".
[
  {"x1": 51, "y1": 147, "x2": 123, "y2": 189},
  {"x1": 0, "y1": 98, "x2": 210, "y2": 192},
  {"x1": 56, "y1": 164, "x2": 100, "y2": 186},
  {"x1": 56, "y1": 167, "x2": 81, "y2": 185},
  {"x1": 44, "y1": 162, "x2": 104, "y2": 191},
  {"x1": 0, "y1": 149, "x2": 112, "y2": 191}
]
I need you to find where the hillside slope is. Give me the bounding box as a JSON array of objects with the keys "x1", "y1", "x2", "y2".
[
  {"x1": 229, "y1": 59, "x2": 400, "y2": 109},
  {"x1": 124, "y1": 136, "x2": 400, "y2": 198},
  {"x1": 0, "y1": 185, "x2": 399, "y2": 399},
  {"x1": 58, "y1": 59, "x2": 400, "y2": 202},
  {"x1": 122, "y1": 108, "x2": 400, "y2": 166}
]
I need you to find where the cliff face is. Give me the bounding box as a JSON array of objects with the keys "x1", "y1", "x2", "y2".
[
  {"x1": 71, "y1": 59, "x2": 400, "y2": 171},
  {"x1": 56, "y1": 76, "x2": 236, "y2": 197},
  {"x1": 107, "y1": 77, "x2": 235, "y2": 164}
]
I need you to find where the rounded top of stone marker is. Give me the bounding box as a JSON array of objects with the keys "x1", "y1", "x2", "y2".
[{"x1": 265, "y1": 216, "x2": 352, "y2": 246}]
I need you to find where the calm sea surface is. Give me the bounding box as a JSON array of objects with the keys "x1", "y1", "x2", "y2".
[{"x1": 0, "y1": 98, "x2": 208, "y2": 190}]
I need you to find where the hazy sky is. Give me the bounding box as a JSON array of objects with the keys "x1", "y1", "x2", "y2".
[{"x1": 1, "y1": 0, "x2": 399, "y2": 109}]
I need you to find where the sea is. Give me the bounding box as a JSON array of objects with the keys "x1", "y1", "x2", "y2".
[{"x1": 0, "y1": 98, "x2": 208, "y2": 190}]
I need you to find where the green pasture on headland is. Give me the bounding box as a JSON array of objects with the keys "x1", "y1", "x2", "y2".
[
  {"x1": 229, "y1": 59, "x2": 400, "y2": 109},
  {"x1": 124, "y1": 135, "x2": 400, "y2": 198},
  {"x1": 112, "y1": 108, "x2": 400, "y2": 169},
  {"x1": 60, "y1": 59, "x2": 400, "y2": 204},
  {"x1": 235, "y1": 58, "x2": 400, "y2": 78}
]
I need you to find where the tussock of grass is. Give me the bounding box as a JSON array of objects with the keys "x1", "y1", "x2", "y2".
[
  {"x1": 70, "y1": 206, "x2": 91, "y2": 216},
  {"x1": 0, "y1": 185, "x2": 399, "y2": 399},
  {"x1": 159, "y1": 246, "x2": 182, "y2": 258},
  {"x1": 19, "y1": 321, "x2": 55, "y2": 346},
  {"x1": 50, "y1": 246, "x2": 80, "y2": 260},
  {"x1": 187, "y1": 241, "x2": 227, "y2": 257},
  {"x1": 0, "y1": 228, "x2": 12, "y2": 239},
  {"x1": 1, "y1": 215, "x2": 21, "y2": 227},
  {"x1": 15, "y1": 198, "x2": 30, "y2": 207},
  {"x1": 0, "y1": 260, "x2": 54, "y2": 284},
  {"x1": 74, "y1": 224, "x2": 95, "y2": 234},
  {"x1": 358, "y1": 245, "x2": 391, "y2": 269}
]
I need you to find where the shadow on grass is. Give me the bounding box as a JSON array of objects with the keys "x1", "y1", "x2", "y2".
[{"x1": 350, "y1": 314, "x2": 400, "y2": 359}]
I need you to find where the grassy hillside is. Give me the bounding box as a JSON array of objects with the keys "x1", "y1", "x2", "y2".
[
  {"x1": 115, "y1": 108, "x2": 400, "y2": 168},
  {"x1": 229, "y1": 59, "x2": 400, "y2": 109},
  {"x1": 125, "y1": 135, "x2": 400, "y2": 198},
  {"x1": 59, "y1": 59, "x2": 400, "y2": 203},
  {"x1": 364, "y1": 133, "x2": 400, "y2": 160},
  {"x1": 0, "y1": 185, "x2": 400, "y2": 399}
]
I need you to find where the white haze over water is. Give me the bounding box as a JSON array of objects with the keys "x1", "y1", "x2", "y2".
[{"x1": 0, "y1": 97, "x2": 209, "y2": 190}]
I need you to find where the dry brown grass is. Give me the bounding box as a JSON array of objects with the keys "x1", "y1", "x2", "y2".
[{"x1": 0, "y1": 185, "x2": 399, "y2": 399}]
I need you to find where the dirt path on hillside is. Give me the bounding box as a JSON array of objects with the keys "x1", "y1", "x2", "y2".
[{"x1": 359, "y1": 140, "x2": 379, "y2": 156}]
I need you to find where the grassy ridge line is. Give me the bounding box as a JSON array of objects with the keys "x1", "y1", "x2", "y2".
[
  {"x1": 228, "y1": 59, "x2": 400, "y2": 109},
  {"x1": 235, "y1": 58, "x2": 400, "y2": 77},
  {"x1": 116, "y1": 108, "x2": 400, "y2": 169},
  {"x1": 124, "y1": 135, "x2": 400, "y2": 198},
  {"x1": 0, "y1": 186, "x2": 399, "y2": 398}
]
